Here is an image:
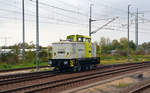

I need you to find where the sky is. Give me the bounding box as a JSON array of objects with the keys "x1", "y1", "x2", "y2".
[{"x1": 0, "y1": 0, "x2": 150, "y2": 47}]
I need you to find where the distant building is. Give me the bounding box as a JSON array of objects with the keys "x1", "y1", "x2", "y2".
[
  {"x1": 0, "y1": 49, "x2": 12, "y2": 54},
  {"x1": 0, "y1": 48, "x2": 47, "y2": 54},
  {"x1": 111, "y1": 50, "x2": 118, "y2": 55}
]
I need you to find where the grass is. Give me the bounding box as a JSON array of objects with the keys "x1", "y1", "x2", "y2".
[
  {"x1": 0, "y1": 61, "x2": 48, "y2": 70},
  {"x1": 115, "y1": 83, "x2": 132, "y2": 88},
  {"x1": 100, "y1": 55, "x2": 150, "y2": 65}
]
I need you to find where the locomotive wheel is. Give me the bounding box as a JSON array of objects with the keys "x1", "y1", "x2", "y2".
[
  {"x1": 61, "y1": 69, "x2": 66, "y2": 73},
  {"x1": 81, "y1": 66, "x2": 85, "y2": 70},
  {"x1": 89, "y1": 65, "x2": 93, "y2": 70},
  {"x1": 85, "y1": 66, "x2": 89, "y2": 70},
  {"x1": 77, "y1": 65, "x2": 81, "y2": 72},
  {"x1": 93, "y1": 64, "x2": 97, "y2": 69},
  {"x1": 73, "y1": 67, "x2": 77, "y2": 72},
  {"x1": 59, "y1": 68, "x2": 63, "y2": 72}
]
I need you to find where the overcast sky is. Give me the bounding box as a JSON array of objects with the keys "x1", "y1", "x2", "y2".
[{"x1": 0, "y1": 0, "x2": 150, "y2": 46}]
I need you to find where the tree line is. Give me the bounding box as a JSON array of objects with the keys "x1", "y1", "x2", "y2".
[{"x1": 98, "y1": 37, "x2": 150, "y2": 56}]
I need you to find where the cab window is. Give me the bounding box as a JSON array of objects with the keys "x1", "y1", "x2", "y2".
[
  {"x1": 68, "y1": 37, "x2": 74, "y2": 41},
  {"x1": 86, "y1": 38, "x2": 91, "y2": 43},
  {"x1": 77, "y1": 37, "x2": 84, "y2": 42}
]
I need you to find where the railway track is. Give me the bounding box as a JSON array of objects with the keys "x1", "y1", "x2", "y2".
[
  {"x1": 128, "y1": 83, "x2": 150, "y2": 93},
  {"x1": 0, "y1": 62, "x2": 150, "y2": 93},
  {"x1": 0, "y1": 67, "x2": 51, "y2": 82},
  {"x1": 0, "y1": 62, "x2": 137, "y2": 81},
  {"x1": 25, "y1": 62, "x2": 150, "y2": 93},
  {"x1": 0, "y1": 71, "x2": 57, "y2": 85},
  {"x1": 123, "y1": 77, "x2": 150, "y2": 93}
]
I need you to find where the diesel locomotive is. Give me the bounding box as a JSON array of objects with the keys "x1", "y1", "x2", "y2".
[{"x1": 48, "y1": 35, "x2": 100, "y2": 72}]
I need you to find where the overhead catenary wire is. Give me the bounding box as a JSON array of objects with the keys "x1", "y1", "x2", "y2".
[
  {"x1": 31, "y1": 2, "x2": 88, "y2": 22},
  {"x1": 1, "y1": 0, "x2": 150, "y2": 25},
  {"x1": 0, "y1": 0, "x2": 36, "y2": 15},
  {"x1": 28, "y1": 0, "x2": 89, "y2": 24},
  {"x1": 0, "y1": 0, "x2": 150, "y2": 36},
  {"x1": 0, "y1": 0, "x2": 88, "y2": 25},
  {"x1": 0, "y1": 0, "x2": 131, "y2": 27},
  {"x1": 0, "y1": 8, "x2": 88, "y2": 25},
  {"x1": 44, "y1": 0, "x2": 80, "y2": 9},
  {"x1": 29, "y1": 0, "x2": 89, "y2": 17}
]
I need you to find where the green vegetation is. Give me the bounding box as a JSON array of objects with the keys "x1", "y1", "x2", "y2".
[
  {"x1": 115, "y1": 83, "x2": 132, "y2": 88},
  {"x1": 98, "y1": 37, "x2": 150, "y2": 55},
  {"x1": 0, "y1": 61, "x2": 48, "y2": 70},
  {"x1": 101, "y1": 55, "x2": 150, "y2": 65},
  {"x1": 0, "y1": 42, "x2": 49, "y2": 70},
  {"x1": 97, "y1": 37, "x2": 150, "y2": 65}
]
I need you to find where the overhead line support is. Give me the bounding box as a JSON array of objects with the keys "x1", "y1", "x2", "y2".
[
  {"x1": 127, "y1": 5, "x2": 131, "y2": 62},
  {"x1": 22, "y1": 0, "x2": 25, "y2": 60},
  {"x1": 36, "y1": 0, "x2": 39, "y2": 71},
  {"x1": 135, "y1": 8, "x2": 139, "y2": 47}
]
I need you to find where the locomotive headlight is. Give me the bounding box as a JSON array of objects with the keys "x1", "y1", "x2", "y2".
[
  {"x1": 54, "y1": 52, "x2": 56, "y2": 58},
  {"x1": 66, "y1": 52, "x2": 70, "y2": 57},
  {"x1": 49, "y1": 61, "x2": 52, "y2": 65},
  {"x1": 64, "y1": 61, "x2": 68, "y2": 65}
]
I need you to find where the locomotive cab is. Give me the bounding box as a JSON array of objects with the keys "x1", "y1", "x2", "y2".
[
  {"x1": 49, "y1": 35, "x2": 100, "y2": 72},
  {"x1": 67, "y1": 35, "x2": 92, "y2": 58}
]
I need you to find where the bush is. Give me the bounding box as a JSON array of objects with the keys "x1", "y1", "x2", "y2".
[
  {"x1": 135, "y1": 50, "x2": 145, "y2": 55},
  {"x1": 39, "y1": 50, "x2": 48, "y2": 62},
  {"x1": 0, "y1": 53, "x2": 19, "y2": 65},
  {"x1": 24, "y1": 51, "x2": 36, "y2": 63},
  {"x1": 116, "y1": 50, "x2": 127, "y2": 56},
  {"x1": 0, "y1": 63, "x2": 12, "y2": 70}
]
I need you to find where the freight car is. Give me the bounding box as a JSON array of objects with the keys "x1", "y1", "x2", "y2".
[{"x1": 48, "y1": 35, "x2": 100, "y2": 72}]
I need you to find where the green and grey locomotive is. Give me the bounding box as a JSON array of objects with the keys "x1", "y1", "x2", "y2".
[{"x1": 49, "y1": 35, "x2": 100, "y2": 72}]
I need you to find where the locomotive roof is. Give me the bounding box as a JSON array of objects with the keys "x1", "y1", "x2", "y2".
[
  {"x1": 53, "y1": 35, "x2": 91, "y2": 44},
  {"x1": 67, "y1": 35, "x2": 91, "y2": 39},
  {"x1": 52, "y1": 41, "x2": 84, "y2": 44}
]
